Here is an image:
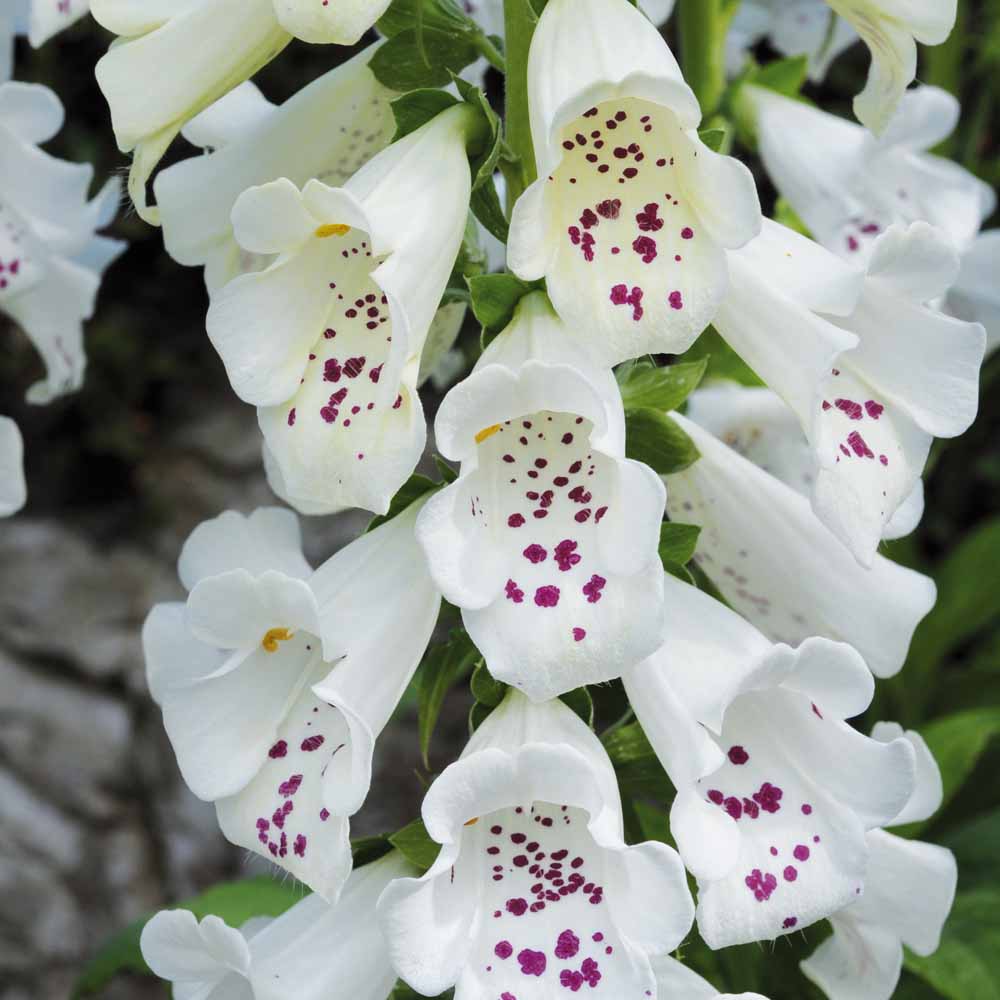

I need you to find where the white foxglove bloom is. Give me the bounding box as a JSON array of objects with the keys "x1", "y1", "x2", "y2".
[
  {"x1": 713, "y1": 219, "x2": 985, "y2": 565},
  {"x1": 824, "y1": 0, "x2": 957, "y2": 134},
  {"x1": 685, "y1": 384, "x2": 926, "y2": 543},
  {"x1": 142, "y1": 502, "x2": 440, "y2": 899},
  {"x1": 1, "y1": 1, "x2": 90, "y2": 81},
  {"x1": 206, "y1": 105, "x2": 476, "y2": 516},
  {"x1": 948, "y1": 231, "x2": 1000, "y2": 355},
  {"x1": 378, "y1": 690, "x2": 695, "y2": 998},
  {"x1": 653, "y1": 957, "x2": 769, "y2": 999},
  {"x1": 507, "y1": 0, "x2": 761, "y2": 366},
  {"x1": 140, "y1": 851, "x2": 413, "y2": 1000},
  {"x1": 802, "y1": 724, "x2": 957, "y2": 1000},
  {"x1": 91, "y1": 0, "x2": 392, "y2": 223},
  {"x1": 155, "y1": 46, "x2": 396, "y2": 293},
  {"x1": 663, "y1": 408, "x2": 936, "y2": 678},
  {"x1": 416, "y1": 292, "x2": 666, "y2": 702},
  {"x1": 0, "y1": 417, "x2": 26, "y2": 516},
  {"x1": 726, "y1": 0, "x2": 857, "y2": 81},
  {"x1": 746, "y1": 84, "x2": 995, "y2": 261},
  {"x1": 623, "y1": 575, "x2": 917, "y2": 948},
  {"x1": 0, "y1": 81, "x2": 125, "y2": 403}
]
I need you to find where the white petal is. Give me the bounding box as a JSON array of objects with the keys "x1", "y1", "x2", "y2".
[
  {"x1": 652, "y1": 954, "x2": 769, "y2": 998},
  {"x1": 0, "y1": 81, "x2": 63, "y2": 144},
  {"x1": 180, "y1": 81, "x2": 275, "y2": 150},
  {"x1": 178, "y1": 507, "x2": 311, "y2": 591},
  {"x1": 271, "y1": 0, "x2": 391, "y2": 44},
  {"x1": 667, "y1": 410, "x2": 937, "y2": 678},
  {"x1": 949, "y1": 231, "x2": 1000, "y2": 355},
  {"x1": 185, "y1": 569, "x2": 320, "y2": 650},
  {"x1": 801, "y1": 916, "x2": 902, "y2": 1000},
  {"x1": 882, "y1": 479, "x2": 924, "y2": 539},
  {"x1": 142, "y1": 601, "x2": 230, "y2": 704},
  {"x1": 140, "y1": 910, "x2": 251, "y2": 987},
  {"x1": 248, "y1": 853, "x2": 411, "y2": 1000},
  {"x1": 381, "y1": 694, "x2": 694, "y2": 999},
  {"x1": 156, "y1": 44, "x2": 395, "y2": 285},
  {"x1": 0, "y1": 416, "x2": 26, "y2": 517},
  {"x1": 309, "y1": 496, "x2": 441, "y2": 816},
  {"x1": 26, "y1": 0, "x2": 89, "y2": 46},
  {"x1": 871, "y1": 722, "x2": 943, "y2": 826}
]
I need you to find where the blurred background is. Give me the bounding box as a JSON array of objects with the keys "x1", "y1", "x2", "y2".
[{"x1": 0, "y1": 6, "x2": 998, "y2": 999}]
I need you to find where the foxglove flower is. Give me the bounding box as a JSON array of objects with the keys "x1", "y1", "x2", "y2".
[
  {"x1": 663, "y1": 407, "x2": 936, "y2": 678},
  {"x1": 745, "y1": 83, "x2": 995, "y2": 261},
  {"x1": 91, "y1": 0, "x2": 393, "y2": 223},
  {"x1": 623, "y1": 574, "x2": 916, "y2": 948},
  {"x1": 685, "y1": 384, "x2": 926, "y2": 543},
  {"x1": 653, "y1": 957, "x2": 768, "y2": 999},
  {"x1": 824, "y1": 0, "x2": 957, "y2": 134},
  {"x1": 726, "y1": 0, "x2": 857, "y2": 81},
  {"x1": 0, "y1": 81, "x2": 125, "y2": 403},
  {"x1": 1, "y1": 0, "x2": 90, "y2": 81},
  {"x1": 0, "y1": 417, "x2": 26, "y2": 516},
  {"x1": 507, "y1": 0, "x2": 761, "y2": 366},
  {"x1": 802, "y1": 723, "x2": 957, "y2": 1000},
  {"x1": 948, "y1": 230, "x2": 1000, "y2": 355},
  {"x1": 416, "y1": 292, "x2": 666, "y2": 702},
  {"x1": 154, "y1": 46, "x2": 396, "y2": 293},
  {"x1": 713, "y1": 220, "x2": 985, "y2": 564},
  {"x1": 142, "y1": 502, "x2": 440, "y2": 899},
  {"x1": 206, "y1": 105, "x2": 476, "y2": 516},
  {"x1": 378, "y1": 689, "x2": 695, "y2": 998},
  {"x1": 140, "y1": 851, "x2": 414, "y2": 1000}
]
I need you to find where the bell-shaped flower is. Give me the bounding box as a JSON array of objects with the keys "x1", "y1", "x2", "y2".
[
  {"x1": 745, "y1": 83, "x2": 995, "y2": 261},
  {"x1": 823, "y1": 0, "x2": 956, "y2": 134},
  {"x1": 623, "y1": 574, "x2": 916, "y2": 948},
  {"x1": 206, "y1": 105, "x2": 476, "y2": 516},
  {"x1": 378, "y1": 689, "x2": 695, "y2": 999},
  {"x1": 0, "y1": 81, "x2": 125, "y2": 403},
  {"x1": 415, "y1": 292, "x2": 666, "y2": 702},
  {"x1": 91, "y1": 0, "x2": 394, "y2": 223},
  {"x1": 713, "y1": 219, "x2": 985, "y2": 564},
  {"x1": 0, "y1": 416, "x2": 26, "y2": 516},
  {"x1": 685, "y1": 383, "x2": 926, "y2": 544},
  {"x1": 1, "y1": 1, "x2": 90, "y2": 80},
  {"x1": 142, "y1": 501, "x2": 441, "y2": 900},
  {"x1": 662, "y1": 406, "x2": 936, "y2": 678},
  {"x1": 948, "y1": 230, "x2": 1000, "y2": 356},
  {"x1": 802, "y1": 723, "x2": 957, "y2": 1000},
  {"x1": 154, "y1": 45, "x2": 397, "y2": 293},
  {"x1": 507, "y1": 0, "x2": 761, "y2": 366},
  {"x1": 726, "y1": 0, "x2": 857, "y2": 81},
  {"x1": 140, "y1": 851, "x2": 414, "y2": 1000}
]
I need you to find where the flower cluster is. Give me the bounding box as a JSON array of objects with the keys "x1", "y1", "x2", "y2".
[{"x1": 10, "y1": 0, "x2": 987, "y2": 997}]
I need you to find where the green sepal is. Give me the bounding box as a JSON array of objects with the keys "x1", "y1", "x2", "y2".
[
  {"x1": 624, "y1": 408, "x2": 700, "y2": 476},
  {"x1": 615, "y1": 357, "x2": 708, "y2": 413}
]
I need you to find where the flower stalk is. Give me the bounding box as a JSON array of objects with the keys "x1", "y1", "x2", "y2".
[
  {"x1": 677, "y1": 0, "x2": 732, "y2": 116},
  {"x1": 502, "y1": 0, "x2": 540, "y2": 206}
]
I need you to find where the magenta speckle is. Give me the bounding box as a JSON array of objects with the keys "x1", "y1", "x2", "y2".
[
  {"x1": 728, "y1": 745, "x2": 749, "y2": 765},
  {"x1": 517, "y1": 949, "x2": 547, "y2": 977},
  {"x1": 495, "y1": 940, "x2": 513, "y2": 959},
  {"x1": 555, "y1": 929, "x2": 580, "y2": 959},
  {"x1": 534, "y1": 586, "x2": 561, "y2": 608},
  {"x1": 268, "y1": 740, "x2": 288, "y2": 759},
  {"x1": 573, "y1": 627, "x2": 586, "y2": 642}
]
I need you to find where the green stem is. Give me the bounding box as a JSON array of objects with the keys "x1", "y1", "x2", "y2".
[
  {"x1": 923, "y1": 3, "x2": 965, "y2": 158},
  {"x1": 503, "y1": 0, "x2": 540, "y2": 209},
  {"x1": 473, "y1": 30, "x2": 507, "y2": 74},
  {"x1": 677, "y1": 0, "x2": 730, "y2": 116}
]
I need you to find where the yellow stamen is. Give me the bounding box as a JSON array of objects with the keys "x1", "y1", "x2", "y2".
[
  {"x1": 464, "y1": 816, "x2": 479, "y2": 826},
  {"x1": 262, "y1": 627, "x2": 293, "y2": 653},
  {"x1": 315, "y1": 223, "x2": 351, "y2": 239},
  {"x1": 475, "y1": 424, "x2": 502, "y2": 445}
]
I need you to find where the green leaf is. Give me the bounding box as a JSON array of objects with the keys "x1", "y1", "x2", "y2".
[
  {"x1": 451, "y1": 76, "x2": 502, "y2": 190},
  {"x1": 471, "y1": 177, "x2": 510, "y2": 244},
  {"x1": 366, "y1": 474, "x2": 440, "y2": 533},
  {"x1": 389, "y1": 817, "x2": 442, "y2": 872},
  {"x1": 773, "y1": 196, "x2": 812, "y2": 238},
  {"x1": 378, "y1": 0, "x2": 471, "y2": 37},
  {"x1": 752, "y1": 54, "x2": 810, "y2": 97},
  {"x1": 467, "y1": 272, "x2": 543, "y2": 340},
  {"x1": 351, "y1": 834, "x2": 394, "y2": 867},
  {"x1": 625, "y1": 408, "x2": 700, "y2": 475},
  {"x1": 434, "y1": 455, "x2": 459, "y2": 484},
  {"x1": 683, "y1": 327, "x2": 764, "y2": 387},
  {"x1": 560, "y1": 686, "x2": 594, "y2": 728},
  {"x1": 905, "y1": 890, "x2": 1000, "y2": 1000},
  {"x1": 470, "y1": 660, "x2": 507, "y2": 707},
  {"x1": 418, "y1": 630, "x2": 481, "y2": 767},
  {"x1": 72, "y1": 877, "x2": 303, "y2": 997},
  {"x1": 469, "y1": 698, "x2": 493, "y2": 733},
  {"x1": 659, "y1": 521, "x2": 701, "y2": 567},
  {"x1": 941, "y1": 807, "x2": 1000, "y2": 886},
  {"x1": 388, "y1": 88, "x2": 459, "y2": 141},
  {"x1": 698, "y1": 127, "x2": 727, "y2": 152},
  {"x1": 391, "y1": 983, "x2": 454, "y2": 1000},
  {"x1": 602, "y1": 721, "x2": 671, "y2": 798},
  {"x1": 662, "y1": 560, "x2": 696, "y2": 584},
  {"x1": 370, "y1": 28, "x2": 479, "y2": 91},
  {"x1": 616, "y1": 358, "x2": 708, "y2": 413}
]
